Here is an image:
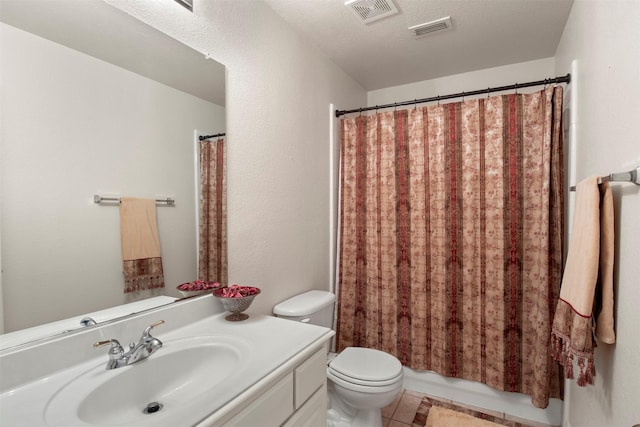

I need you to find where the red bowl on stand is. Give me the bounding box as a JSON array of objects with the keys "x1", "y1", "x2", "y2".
[
  {"x1": 176, "y1": 281, "x2": 225, "y2": 298},
  {"x1": 212, "y1": 285, "x2": 260, "y2": 321}
]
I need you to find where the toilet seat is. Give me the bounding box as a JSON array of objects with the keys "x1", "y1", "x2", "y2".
[
  {"x1": 327, "y1": 368, "x2": 402, "y2": 395},
  {"x1": 328, "y1": 347, "x2": 403, "y2": 387}
]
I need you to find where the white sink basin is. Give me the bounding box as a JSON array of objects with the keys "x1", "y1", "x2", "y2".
[
  {"x1": 1, "y1": 304, "x2": 334, "y2": 427},
  {"x1": 44, "y1": 335, "x2": 249, "y2": 426}
]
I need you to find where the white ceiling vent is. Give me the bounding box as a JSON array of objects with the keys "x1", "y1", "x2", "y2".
[
  {"x1": 409, "y1": 16, "x2": 452, "y2": 37},
  {"x1": 345, "y1": 0, "x2": 399, "y2": 25},
  {"x1": 173, "y1": 0, "x2": 193, "y2": 12}
]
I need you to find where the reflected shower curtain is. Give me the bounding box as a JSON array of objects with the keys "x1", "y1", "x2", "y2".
[
  {"x1": 336, "y1": 86, "x2": 564, "y2": 408},
  {"x1": 198, "y1": 138, "x2": 228, "y2": 284}
]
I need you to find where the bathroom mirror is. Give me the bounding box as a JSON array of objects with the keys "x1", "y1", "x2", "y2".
[{"x1": 0, "y1": 0, "x2": 226, "y2": 343}]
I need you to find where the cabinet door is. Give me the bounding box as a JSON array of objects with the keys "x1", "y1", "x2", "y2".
[
  {"x1": 282, "y1": 384, "x2": 327, "y2": 427},
  {"x1": 226, "y1": 373, "x2": 294, "y2": 427},
  {"x1": 294, "y1": 348, "x2": 327, "y2": 409}
]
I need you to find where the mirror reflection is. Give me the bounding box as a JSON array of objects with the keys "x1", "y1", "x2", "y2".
[{"x1": 0, "y1": 0, "x2": 226, "y2": 343}]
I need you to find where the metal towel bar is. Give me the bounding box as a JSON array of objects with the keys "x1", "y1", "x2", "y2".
[
  {"x1": 93, "y1": 195, "x2": 175, "y2": 205},
  {"x1": 570, "y1": 166, "x2": 639, "y2": 191}
]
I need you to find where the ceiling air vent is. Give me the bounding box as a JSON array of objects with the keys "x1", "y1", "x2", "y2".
[
  {"x1": 345, "y1": 0, "x2": 399, "y2": 24},
  {"x1": 409, "y1": 16, "x2": 452, "y2": 37},
  {"x1": 174, "y1": 0, "x2": 193, "y2": 12}
]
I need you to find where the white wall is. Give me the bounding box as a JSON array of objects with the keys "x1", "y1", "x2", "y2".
[
  {"x1": 554, "y1": 2, "x2": 640, "y2": 427},
  {"x1": 368, "y1": 58, "x2": 555, "y2": 106},
  {"x1": 0, "y1": 22, "x2": 225, "y2": 331},
  {"x1": 0, "y1": 134, "x2": 3, "y2": 334},
  {"x1": 104, "y1": 0, "x2": 367, "y2": 316}
]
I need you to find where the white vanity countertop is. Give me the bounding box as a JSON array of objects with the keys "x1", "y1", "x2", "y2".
[{"x1": 0, "y1": 297, "x2": 334, "y2": 427}]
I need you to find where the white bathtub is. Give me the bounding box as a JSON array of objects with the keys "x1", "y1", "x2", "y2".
[{"x1": 403, "y1": 366, "x2": 563, "y2": 426}]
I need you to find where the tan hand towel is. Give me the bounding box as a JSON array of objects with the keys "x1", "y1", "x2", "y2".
[
  {"x1": 595, "y1": 182, "x2": 615, "y2": 344},
  {"x1": 120, "y1": 197, "x2": 164, "y2": 293},
  {"x1": 551, "y1": 177, "x2": 615, "y2": 386}
]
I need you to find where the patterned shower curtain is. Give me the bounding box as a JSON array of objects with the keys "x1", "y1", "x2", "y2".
[
  {"x1": 198, "y1": 138, "x2": 228, "y2": 284},
  {"x1": 336, "y1": 86, "x2": 564, "y2": 408}
]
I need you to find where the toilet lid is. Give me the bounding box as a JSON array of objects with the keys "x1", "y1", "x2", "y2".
[{"x1": 328, "y1": 347, "x2": 402, "y2": 384}]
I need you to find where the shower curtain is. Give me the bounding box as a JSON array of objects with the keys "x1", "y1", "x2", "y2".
[
  {"x1": 336, "y1": 86, "x2": 564, "y2": 408},
  {"x1": 198, "y1": 138, "x2": 228, "y2": 284}
]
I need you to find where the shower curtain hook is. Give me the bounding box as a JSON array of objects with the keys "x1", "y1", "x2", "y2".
[
  {"x1": 487, "y1": 87, "x2": 491, "y2": 99},
  {"x1": 514, "y1": 83, "x2": 519, "y2": 94},
  {"x1": 437, "y1": 95, "x2": 440, "y2": 106},
  {"x1": 359, "y1": 108, "x2": 362, "y2": 117},
  {"x1": 461, "y1": 91, "x2": 465, "y2": 102},
  {"x1": 414, "y1": 99, "x2": 418, "y2": 110}
]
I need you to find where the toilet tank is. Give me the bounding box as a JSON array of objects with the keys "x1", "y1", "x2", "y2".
[{"x1": 273, "y1": 290, "x2": 335, "y2": 328}]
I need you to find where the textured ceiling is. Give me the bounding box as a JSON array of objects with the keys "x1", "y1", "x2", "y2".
[
  {"x1": 263, "y1": 0, "x2": 574, "y2": 90},
  {"x1": 1, "y1": 0, "x2": 574, "y2": 99}
]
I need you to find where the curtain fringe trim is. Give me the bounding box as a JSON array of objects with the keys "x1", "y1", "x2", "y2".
[{"x1": 550, "y1": 333, "x2": 595, "y2": 386}]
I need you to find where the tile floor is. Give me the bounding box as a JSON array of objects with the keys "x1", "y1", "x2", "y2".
[
  {"x1": 382, "y1": 389, "x2": 426, "y2": 427},
  {"x1": 381, "y1": 389, "x2": 557, "y2": 427}
]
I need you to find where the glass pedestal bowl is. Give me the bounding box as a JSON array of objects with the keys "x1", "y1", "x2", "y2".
[{"x1": 213, "y1": 286, "x2": 260, "y2": 321}]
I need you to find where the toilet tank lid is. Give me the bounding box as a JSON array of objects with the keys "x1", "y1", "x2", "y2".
[{"x1": 273, "y1": 290, "x2": 335, "y2": 316}]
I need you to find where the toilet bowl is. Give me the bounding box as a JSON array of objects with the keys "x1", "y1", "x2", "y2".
[
  {"x1": 326, "y1": 346, "x2": 403, "y2": 427},
  {"x1": 273, "y1": 291, "x2": 403, "y2": 427}
]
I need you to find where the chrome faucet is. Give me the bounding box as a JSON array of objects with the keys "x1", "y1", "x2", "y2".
[{"x1": 94, "y1": 320, "x2": 164, "y2": 370}]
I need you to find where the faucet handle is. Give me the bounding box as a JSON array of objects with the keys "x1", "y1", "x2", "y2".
[
  {"x1": 94, "y1": 339, "x2": 125, "y2": 370},
  {"x1": 94, "y1": 339, "x2": 124, "y2": 359},
  {"x1": 94, "y1": 339, "x2": 122, "y2": 349},
  {"x1": 142, "y1": 320, "x2": 165, "y2": 337},
  {"x1": 137, "y1": 320, "x2": 165, "y2": 358},
  {"x1": 150, "y1": 319, "x2": 165, "y2": 328}
]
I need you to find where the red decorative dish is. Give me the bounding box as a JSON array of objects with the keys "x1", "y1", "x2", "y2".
[
  {"x1": 212, "y1": 285, "x2": 261, "y2": 321},
  {"x1": 177, "y1": 280, "x2": 225, "y2": 297}
]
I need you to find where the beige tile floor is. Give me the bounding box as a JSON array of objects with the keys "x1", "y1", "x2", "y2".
[
  {"x1": 382, "y1": 389, "x2": 425, "y2": 427},
  {"x1": 381, "y1": 389, "x2": 557, "y2": 427}
]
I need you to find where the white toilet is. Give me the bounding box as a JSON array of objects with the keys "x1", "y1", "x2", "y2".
[{"x1": 273, "y1": 290, "x2": 403, "y2": 427}]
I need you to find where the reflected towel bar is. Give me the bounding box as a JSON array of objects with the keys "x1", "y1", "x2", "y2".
[
  {"x1": 198, "y1": 132, "x2": 225, "y2": 141},
  {"x1": 93, "y1": 195, "x2": 175, "y2": 205},
  {"x1": 570, "y1": 166, "x2": 640, "y2": 191}
]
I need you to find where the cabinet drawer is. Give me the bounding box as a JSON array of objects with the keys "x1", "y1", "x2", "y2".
[
  {"x1": 294, "y1": 348, "x2": 327, "y2": 409},
  {"x1": 226, "y1": 373, "x2": 294, "y2": 427}
]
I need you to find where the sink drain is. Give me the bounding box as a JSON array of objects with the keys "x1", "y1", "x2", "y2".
[{"x1": 143, "y1": 402, "x2": 163, "y2": 414}]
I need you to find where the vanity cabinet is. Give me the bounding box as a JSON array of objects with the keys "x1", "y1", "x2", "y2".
[
  {"x1": 282, "y1": 385, "x2": 327, "y2": 427},
  {"x1": 222, "y1": 345, "x2": 328, "y2": 427},
  {"x1": 0, "y1": 301, "x2": 334, "y2": 427}
]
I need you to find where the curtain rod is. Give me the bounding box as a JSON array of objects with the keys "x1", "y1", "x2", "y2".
[
  {"x1": 335, "y1": 73, "x2": 571, "y2": 118},
  {"x1": 199, "y1": 132, "x2": 226, "y2": 141}
]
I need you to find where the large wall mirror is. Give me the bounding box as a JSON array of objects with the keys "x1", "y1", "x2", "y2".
[{"x1": 0, "y1": 0, "x2": 226, "y2": 345}]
